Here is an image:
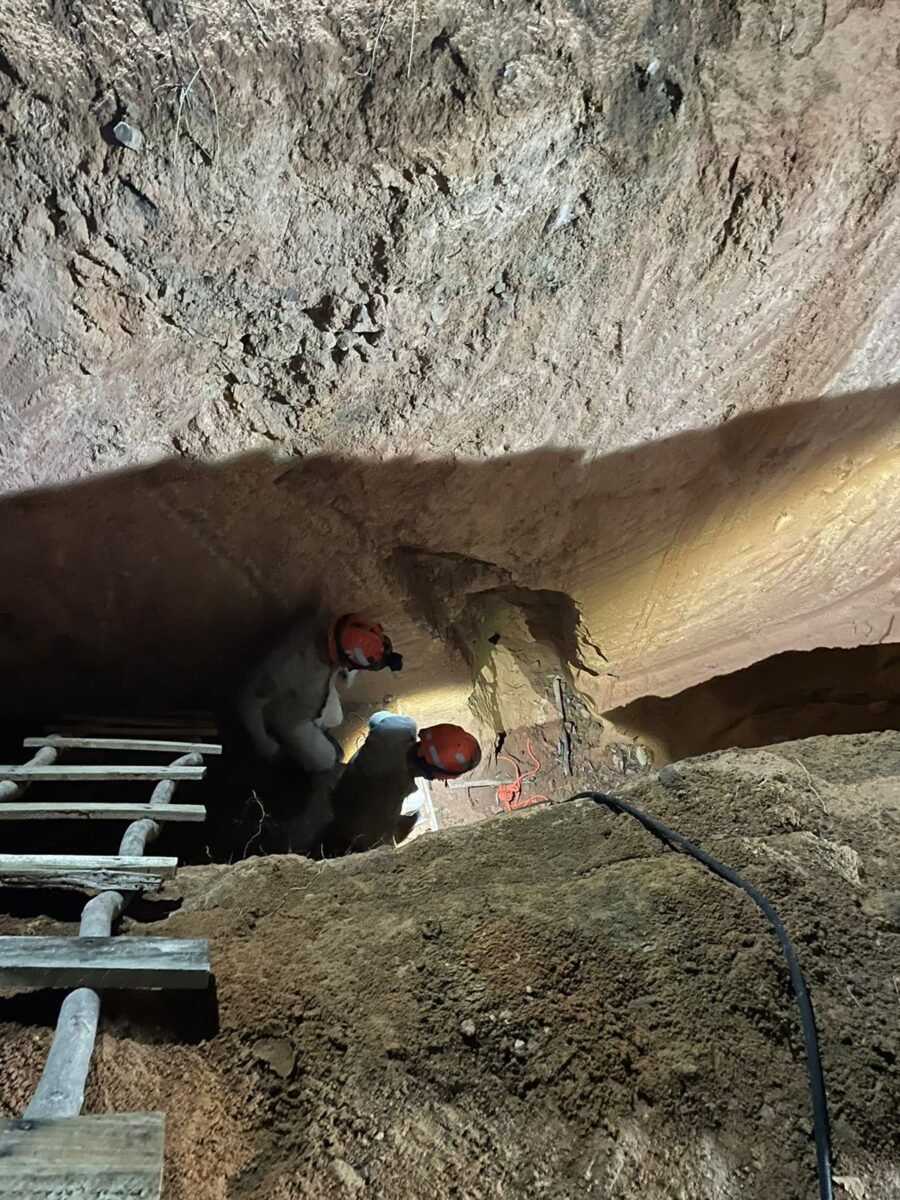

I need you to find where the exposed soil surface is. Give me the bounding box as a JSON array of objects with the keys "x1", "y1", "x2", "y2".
[
  {"x1": 1, "y1": 731, "x2": 898, "y2": 1199},
  {"x1": 2, "y1": 1, "x2": 898, "y2": 485}
]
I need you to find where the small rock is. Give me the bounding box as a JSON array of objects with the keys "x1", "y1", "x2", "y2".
[
  {"x1": 635, "y1": 746, "x2": 650, "y2": 767},
  {"x1": 525, "y1": 985, "x2": 533, "y2": 995},
  {"x1": 658, "y1": 765, "x2": 683, "y2": 788},
  {"x1": 548, "y1": 202, "x2": 576, "y2": 232},
  {"x1": 330, "y1": 1158, "x2": 365, "y2": 1193},
  {"x1": 350, "y1": 304, "x2": 378, "y2": 334},
  {"x1": 335, "y1": 331, "x2": 359, "y2": 352},
  {"x1": 460, "y1": 1018, "x2": 476, "y2": 1039},
  {"x1": 254, "y1": 1036, "x2": 295, "y2": 1079},
  {"x1": 357, "y1": 338, "x2": 384, "y2": 364},
  {"x1": 369, "y1": 293, "x2": 387, "y2": 324},
  {"x1": 374, "y1": 1131, "x2": 385, "y2": 1142},
  {"x1": 421, "y1": 919, "x2": 442, "y2": 941},
  {"x1": 113, "y1": 120, "x2": 144, "y2": 151},
  {"x1": 513, "y1": 1038, "x2": 527, "y2": 1057}
]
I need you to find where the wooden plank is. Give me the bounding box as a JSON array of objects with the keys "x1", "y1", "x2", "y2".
[
  {"x1": 0, "y1": 764, "x2": 205, "y2": 782},
  {"x1": 0, "y1": 1113, "x2": 165, "y2": 1199},
  {"x1": 0, "y1": 854, "x2": 177, "y2": 891},
  {"x1": 0, "y1": 802, "x2": 206, "y2": 822},
  {"x1": 0, "y1": 936, "x2": 211, "y2": 990},
  {"x1": 446, "y1": 778, "x2": 507, "y2": 789},
  {"x1": 24, "y1": 735, "x2": 223, "y2": 756}
]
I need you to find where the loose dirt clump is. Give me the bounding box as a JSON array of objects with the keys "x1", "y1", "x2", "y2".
[{"x1": 2, "y1": 731, "x2": 898, "y2": 1198}]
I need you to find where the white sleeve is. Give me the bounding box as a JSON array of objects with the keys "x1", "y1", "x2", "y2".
[{"x1": 317, "y1": 675, "x2": 345, "y2": 730}]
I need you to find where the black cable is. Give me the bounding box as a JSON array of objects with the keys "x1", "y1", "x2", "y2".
[{"x1": 569, "y1": 790, "x2": 834, "y2": 1200}]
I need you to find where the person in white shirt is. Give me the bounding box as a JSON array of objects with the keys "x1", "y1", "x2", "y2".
[{"x1": 237, "y1": 611, "x2": 402, "y2": 773}]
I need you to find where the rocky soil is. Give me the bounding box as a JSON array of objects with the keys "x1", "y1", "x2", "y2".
[
  {"x1": 1, "y1": 731, "x2": 899, "y2": 1199},
  {"x1": 1, "y1": 0, "x2": 898, "y2": 481}
]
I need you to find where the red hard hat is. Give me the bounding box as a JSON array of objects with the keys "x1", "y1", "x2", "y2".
[
  {"x1": 328, "y1": 614, "x2": 401, "y2": 671},
  {"x1": 416, "y1": 724, "x2": 481, "y2": 779}
]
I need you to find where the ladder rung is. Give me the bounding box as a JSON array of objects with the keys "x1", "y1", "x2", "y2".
[
  {"x1": 0, "y1": 764, "x2": 206, "y2": 782},
  {"x1": 24, "y1": 736, "x2": 222, "y2": 756},
  {"x1": 0, "y1": 1113, "x2": 166, "y2": 1198},
  {"x1": 0, "y1": 854, "x2": 178, "y2": 891},
  {"x1": 0, "y1": 802, "x2": 206, "y2": 823},
  {"x1": 0, "y1": 936, "x2": 210, "y2": 990}
]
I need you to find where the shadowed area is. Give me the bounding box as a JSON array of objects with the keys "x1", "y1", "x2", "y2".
[{"x1": 0, "y1": 387, "x2": 896, "y2": 740}]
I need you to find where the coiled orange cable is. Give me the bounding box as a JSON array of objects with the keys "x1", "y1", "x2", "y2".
[{"x1": 497, "y1": 738, "x2": 551, "y2": 811}]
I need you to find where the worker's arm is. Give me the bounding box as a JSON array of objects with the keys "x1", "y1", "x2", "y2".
[
  {"x1": 237, "y1": 689, "x2": 282, "y2": 759},
  {"x1": 272, "y1": 718, "x2": 341, "y2": 773},
  {"x1": 317, "y1": 675, "x2": 345, "y2": 731}
]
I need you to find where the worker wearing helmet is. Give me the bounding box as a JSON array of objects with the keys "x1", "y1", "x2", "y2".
[
  {"x1": 322, "y1": 712, "x2": 480, "y2": 854},
  {"x1": 237, "y1": 609, "x2": 403, "y2": 773}
]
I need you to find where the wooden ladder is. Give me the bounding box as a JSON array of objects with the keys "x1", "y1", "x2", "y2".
[{"x1": 0, "y1": 732, "x2": 222, "y2": 1199}]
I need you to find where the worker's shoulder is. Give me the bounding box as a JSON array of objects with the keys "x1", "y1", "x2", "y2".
[
  {"x1": 347, "y1": 713, "x2": 416, "y2": 773},
  {"x1": 368, "y1": 712, "x2": 417, "y2": 736}
]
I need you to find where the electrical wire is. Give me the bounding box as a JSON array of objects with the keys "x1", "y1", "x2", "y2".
[
  {"x1": 568, "y1": 789, "x2": 834, "y2": 1200},
  {"x1": 497, "y1": 738, "x2": 550, "y2": 810}
]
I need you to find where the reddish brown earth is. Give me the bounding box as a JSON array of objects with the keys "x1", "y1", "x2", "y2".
[{"x1": 2, "y1": 731, "x2": 899, "y2": 1199}]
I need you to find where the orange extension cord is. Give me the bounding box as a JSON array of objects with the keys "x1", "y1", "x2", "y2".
[{"x1": 497, "y1": 738, "x2": 551, "y2": 811}]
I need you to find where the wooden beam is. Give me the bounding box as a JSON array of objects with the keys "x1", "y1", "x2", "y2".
[
  {"x1": 0, "y1": 802, "x2": 206, "y2": 822},
  {"x1": 0, "y1": 1113, "x2": 165, "y2": 1199},
  {"x1": 0, "y1": 854, "x2": 177, "y2": 891},
  {"x1": 445, "y1": 778, "x2": 506, "y2": 789},
  {"x1": 0, "y1": 936, "x2": 211, "y2": 990},
  {"x1": 24, "y1": 735, "x2": 223, "y2": 756},
  {"x1": 0, "y1": 764, "x2": 206, "y2": 782}
]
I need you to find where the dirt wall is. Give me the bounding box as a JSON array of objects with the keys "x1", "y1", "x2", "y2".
[
  {"x1": 0, "y1": 0, "x2": 898, "y2": 728},
  {"x1": 610, "y1": 643, "x2": 900, "y2": 764},
  {"x1": 0, "y1": 391, "x2": 895, "y2": 742},
  {"x1": 1, "y1": 0, "x2": 899, "y2": 486}
]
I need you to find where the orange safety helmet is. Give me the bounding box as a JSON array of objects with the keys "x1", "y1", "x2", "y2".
[
  {"x1": 327, "y1": 614, "x2": 403, "y2": 672},
  {"x1": 416, "y1": 724, "x2": 481, "y2": 780}
]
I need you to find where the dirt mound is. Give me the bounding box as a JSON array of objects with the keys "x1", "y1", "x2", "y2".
[{"x1": 2, "y1": 731, "x2": 898, "y2": 1198}]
